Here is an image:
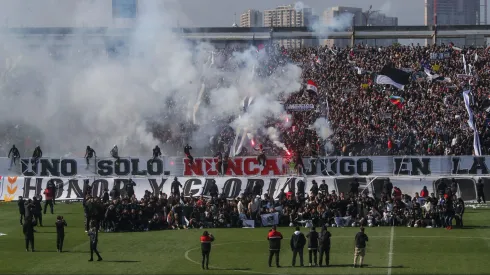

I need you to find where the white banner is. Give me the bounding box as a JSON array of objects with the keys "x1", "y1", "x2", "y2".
[
  {"x1": 1, "y1": 155, "x2": 490, "y2": 177},
  {"x1": 261, "y1": 212, "x2": 279, "y2": 226},
  {"x1": 285, "y1": 104, "x2": 315, "y2": 111},
  {"x1": 242, "y1": 220, "x2": 255, "y2": 228},
  {"x1": 0, "y1": 175, "x2": 489, "y2": 203}
]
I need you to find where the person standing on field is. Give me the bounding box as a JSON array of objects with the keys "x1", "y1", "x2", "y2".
[
  {"x1": 318, "y1": 224, "x2": 332, "y2": 267},
  {"x1": 307, "y1": 226, "x2": 319, "y2": 266},
  {"x1": 87, "y1": 221, "x2": 102, "y2": 262},
  {"x1": 290, "y1": 226, "x2": 306, "y2": 267},
  {"x1": 353, "y1": 227, "x2": 368, "y2": 268},
  {"x1": 55, "y1": 216, "x2": 67, "y2": 252},
  {"x1": 200, "y1": 231, "x2": 215, "y2": 270},
  {"x1": 267, "y1": 225, "x2": 283, "y2": 268}
]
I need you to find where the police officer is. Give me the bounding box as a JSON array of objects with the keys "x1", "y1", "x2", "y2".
[
  {"x1": 18, "y1": 196, "x2": 25, "y2": 225},
  {"x1": 87, "y1": 221, "x2": 102, "y2": 261},
  {"x1": 318, "y1": 224, "x2": 332, "y2": 267},
  {"x1": 23, "y1": 218, "x2": 35, "y2": 252},
  {"x1": 55, "y1": 216, "x2": 67, "y2": 252},
  {"x1": 267, "y1": 225, "x2": 283, "y2": 268},
  {"x1": 200, "y1": 231, "x2": 215, "y2": 270},
  {"x1": 85, "y1": 146, "x2": 96, "y2": 168},
  {"x1": 307, "y1": 226, "x2": 319, "y2": 266}
]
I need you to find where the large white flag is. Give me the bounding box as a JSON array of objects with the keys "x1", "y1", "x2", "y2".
[
  {"x1": 242, "y1": 220, "x2": 255, "y2": 228},
  {"x1": 463, "y1": 90, "x2": 482, "y2": 156},
  {"x1": 261, "y1": 212, "x2": 279, "y2": 226},
  {"x1": 376, "y1": 75, "x2": 405, "y2": 90}
]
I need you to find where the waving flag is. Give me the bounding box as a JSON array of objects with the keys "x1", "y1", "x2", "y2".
[
  {"x1": 306, "y1": 80, "x2": 318, "y2": 95},
  {"x1": 376, "y1": 66, "x2": 411, "y2": 90},
  {"x1": 389, "y1": 95, "x2": 405, "y2": 109}
]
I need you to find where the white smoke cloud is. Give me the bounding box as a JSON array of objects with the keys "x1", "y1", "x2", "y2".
[
  {"x1": 312, "y1": 117, "x2": 333, "y2": 152},
  {"x1": 0, "y1": 0, "x2": 303, "y2": 157},
  {"x1": 380, "y1": 1, "x2": 393, "y2": 15},
  {"x1": 266, "y1": 127, "x2": 287, "y2": 152}
]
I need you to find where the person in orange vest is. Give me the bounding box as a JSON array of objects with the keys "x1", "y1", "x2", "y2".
[
  {"x1": 267, "y1": 225, "x2": 283, "y2": 268},
  {"x1": 200, "y1": 231, "x2": 215, "y2": 270},
  {"x1": 43, "y1": 187, "x2": 54, "y2": 215}
]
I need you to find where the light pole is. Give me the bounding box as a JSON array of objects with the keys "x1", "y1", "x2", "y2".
[{"x1": 362, "y1": 5, "x2": 380, "y2": 26}]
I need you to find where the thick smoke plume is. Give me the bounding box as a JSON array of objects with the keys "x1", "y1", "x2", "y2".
[{"x1": 0, "y1": 0, "x2": 302, "y2": 157}]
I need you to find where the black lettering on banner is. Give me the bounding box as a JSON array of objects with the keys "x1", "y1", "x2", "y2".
[
  {"x1": 82, "y1": 179, "x2": 91, "y2": 197},
  {"x1": 266, "y1": 178, "x2": 279, "y2": 198},
  {"x1": 131, "y1": 159, "x2": 147, "y2": 176},
  {"x1": 433, "y1": 178, "x2": 476, "y2": 202},
  {"x1": 40, "y1": 159, "x2": 60, "y2": 177},
  {"x1": 339, "y1": 159, "x2": 355, "y2": 176},
  {"x1": 334, "y1": 177, "x2": 368, "y2": 196},
  {"x1": 21, "y1": 159, "x2": 36, "y2": 177},
  {"x1": 148, "y1": 159, "x2": 163, "y2": 176},
  {"x1": 469, "y1": 157, "x2": 489, "y2": 175},
  {"x1": 55, "y1": 179, "x2": 65, "y2": 199},
  {"x1": 451, "y1": 157, "x2": 468, "y2": 174},
  {"x1": 393, "y1": 158, "x2": 410, "y2": 175},
  {"x1": 242, "y1": 179, "x2": 254, "y2": 196},
  {"x1": 247, "y1": 179, "x2": 264, "y2": 196},
  {"x1": 61, "y1": 159, "x2": 77, "y2": 177},
  {"x1": 46, "y1": 178, "x2": 64, "y2": 198},
  {"x1": 97, "y1": 160, "x2": 113, "y2": 176},
  {"x1": 411, "y1": 158, "x2": 431, "y2": 175},
  {"x1": 183, "y1": 178, "x2": 202, "y2": 197},
  {"x1": 148, "y1": 178, "x2": 168, "y2": 195},
  {"x1": 201, "y1": 178, "x2": 217, "y2": 196},
  {"x1": 304, "y1": 158, "x2": 317, "y2": 176},
  {"x1": 66, "y1": 179, "x2": 83, "y2": 199},
  {"x1": 114, "y1": 179, "x2": 129, "y2": 197},
  {"x1": 92, "y1": 179, "x2": 109, "y2": 197},
  {"x1": 275, "y1": 178, "x2": 297, "y2": 199},
  {"x1": 22, "y1": 178, "x2": 43, "y2": 198},
  {"x1": 221, "y1": 178, "x2": 243, "y2": 198},
  {"x1": 115, "y1": 159, "x2": 131, "y2": 176},
  {"x1": 357, "y1": 158, "x2": 373, "y2": 176},
  {"x1": 319, "y1": 159, "x2": 337, "y2": 176}
]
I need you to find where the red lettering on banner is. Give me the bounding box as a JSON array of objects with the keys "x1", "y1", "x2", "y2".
[
  {"x1": 244, "y1": 158, "x2": 260, "y2": 175},
  {"x1": 226, "y1": 158, "x2": 243, "y2": 175},
  {"x1": 184, "y1": 159, "x2": 203, "y2": 176},
  {"x1": 205, "y1": 158, "x2": 219, "y2": 176},
  {"x1": 261, "y1": 159, "x2": 281, "y2": 175}
]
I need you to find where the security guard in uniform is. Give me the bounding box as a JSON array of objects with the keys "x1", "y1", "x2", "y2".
[
  {"x1": 267, "y1": 225, "x2": 283, "y2": 268},
  {"x1": 200, "y1": 231, "x2": 215, "y2": 270}
]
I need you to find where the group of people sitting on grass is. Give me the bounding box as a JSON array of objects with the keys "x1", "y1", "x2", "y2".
[{"x1": 78, "y1": 177, "x2": 465, "y2": 232}]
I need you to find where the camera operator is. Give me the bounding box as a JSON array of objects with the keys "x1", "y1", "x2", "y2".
[
  {"x1": 8, "y1": 145, "x2": 20, "y2": 170},
  {"x1": 55, "y1": 216, "x2": 67, "y2": 252}
]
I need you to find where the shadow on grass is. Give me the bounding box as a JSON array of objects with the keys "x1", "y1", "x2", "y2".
[
  {"x1": 105, "y1": 260, "x2": 141, "y2": 263},
  {"x1": 460, "y1": 225, "x2": 490, "y2": 229},
  {"x1": 210, "y1": 268, "x2": 251, "y2": 271}
]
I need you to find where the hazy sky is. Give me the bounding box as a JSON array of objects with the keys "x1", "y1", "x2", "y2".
[{"x1": 177, "y1": 0, "x2": 426, "y2": 26}]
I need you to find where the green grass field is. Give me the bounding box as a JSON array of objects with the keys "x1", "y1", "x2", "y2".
[{"x1": 1, "y1": 203, "x2": 490, "y2": 274}]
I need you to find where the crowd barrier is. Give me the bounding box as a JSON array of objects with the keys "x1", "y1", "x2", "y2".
[{"x1": 1, "y1": 175, "x2": 488, "y2": 203}]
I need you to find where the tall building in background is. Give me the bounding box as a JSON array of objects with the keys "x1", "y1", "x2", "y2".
[
  {"x1": 263, "y1": 5, "x2": 317, "y2": 48},
  {"x1": 323, "y1": 6, "x2": 398, "y2": 48},
  {"x1": 240, "y1": 9, "x2": 263, "y2": 27},
  {"x1": 425, "y1": 0, "x2": 480, "y2": 45}
]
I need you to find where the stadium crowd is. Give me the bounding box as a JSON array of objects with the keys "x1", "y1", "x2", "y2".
[{"x1": 76, "y1": 177, "x2": 466, "y2": 232}]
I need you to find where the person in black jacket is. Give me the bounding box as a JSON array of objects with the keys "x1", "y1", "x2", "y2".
[
  {"x1": 290, "y1": 226, "x2": 306, "y2": 267},
  {"x1": 87, "y1": 221, "x2": 102, "y2": 261},
  {"x1": 208, "y1": 179, "x2": 219, "y2": 198},
  {"x1": 171, "y1": 177, "x2": 182, "y2": 197},
  {"x1": 319, "y1": 180, "x2": 328, "y2": 195},
  {"x1": 23, "y1": 218, "x2": 35, "y2": 252},
  {"x1": 477, "y1": 178, "x2": 486, "y2": 203},
  {"x1": 383, "y1": 179, "x2": 393, "y2": 199},
  {"x1": 310, "y1": 180, "x2": 319, "y2": 197},
  {"x1": 55, "y1": 216, "x2": 67, "y2": 252},
  {"x1": 125, "y1": 179, "x2": 136, "y2": 199},
  {"x1": 350, "y1": 179, "x2": 360, "y2": 198},
  {"x1": 151, "y1": 145, "x2": 162, "y2": 164},
  {"x1": 85, "y1": 146, "x2": 96, "y2": 167},
  {"x1": 267, "y1": 225, "x2": 283, "y2": 268},
  {"x1": 109, "y1": 184, "x2": 120, "y2": 200},
  {"x1": 33, "y1": 196, "x2": 43, "y2": 227},
  {"x1": 31, "y1": 146, "x2": 42, "y2": 165},
  {"x1": 200, "y1": 231, "x2": 215, "y2": 270},
  {"x1": 184, "y1": 144, "x2": 194, "y2": 166},
  {"x1": 8, "y1": 145, "x2": 20, "y2": 170},
  {"x1": 354, "y1": 227, "x2": 368, "y2": 268},
  {"x1": 18, "y1": 196, "x2": 25, "y2": 225},
  {"x1": 318, "y1": 224, "x2": 332, "y2": 267},
  {"x1": 307, "y1": 227, "x2": 319, "y2": 266}
]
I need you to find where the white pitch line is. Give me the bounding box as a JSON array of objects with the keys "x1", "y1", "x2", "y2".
[{"x1": 387, "y1": 226, "x2": 395, "y2": 275}]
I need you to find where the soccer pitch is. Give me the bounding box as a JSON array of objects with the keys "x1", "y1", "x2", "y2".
[{"x1": 0, "y1": 203, "x2": 490, "y2": 274}]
